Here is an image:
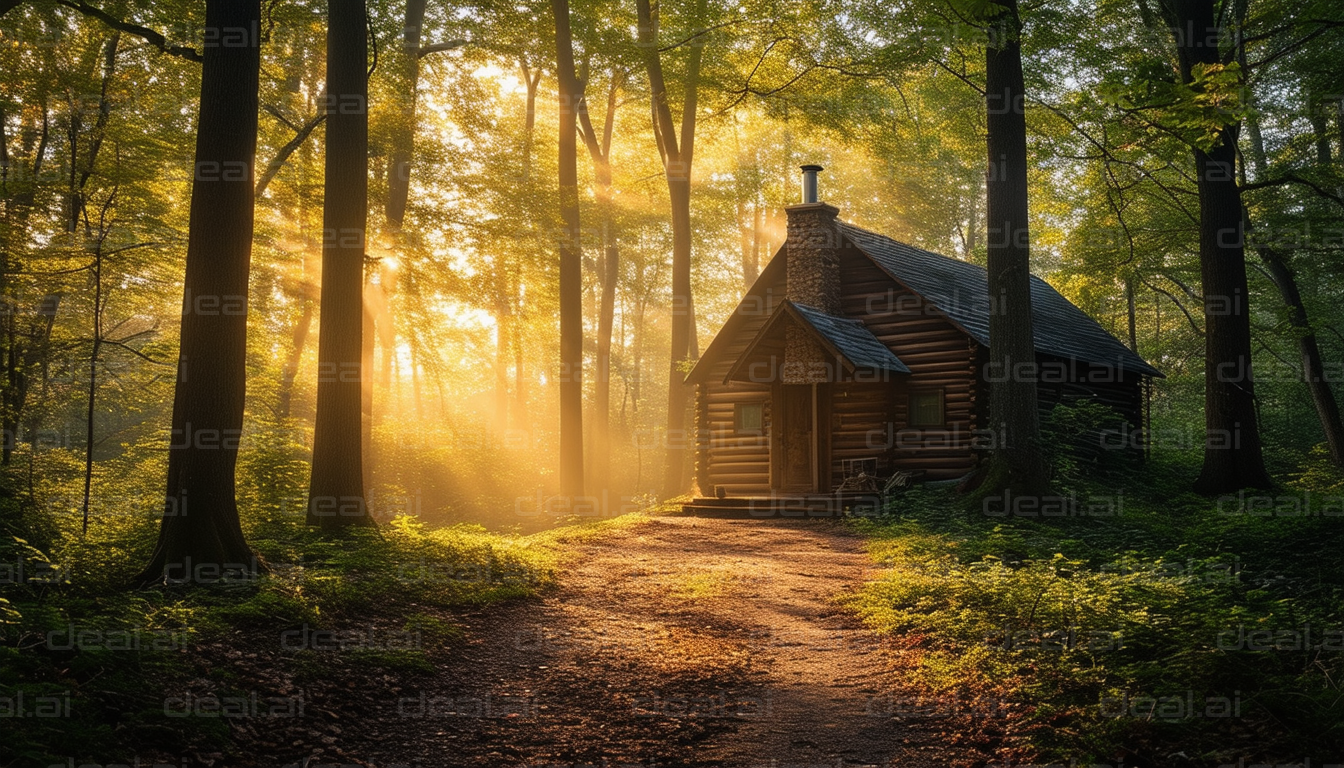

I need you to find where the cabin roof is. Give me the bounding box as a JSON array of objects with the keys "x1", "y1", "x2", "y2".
[
  {"x1": 687, "y1": 219, "x2": 1163, "y2": 383},
  {"x1": 838, "y1": 223, "x2": 1163, "y2": 378},
  {"x1": 724, "y1": 301, "x2": 911, "y2": 383},
  {"x1": 788, "y1": 302, "x2": 912, "y2": 375}
]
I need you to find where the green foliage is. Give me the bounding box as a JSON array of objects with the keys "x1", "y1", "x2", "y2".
[
  {"x1": 1288, "y1": 444, "x2": 1344, "y2": 494},
  {"x1": 849, "y1": 474, "x2": 1344, "y2": 761},
  {"x1": 1041, "y1": 399, "x2": 1140, "y2": 487},
  {"x1": 0, "y1": 504, "x2": 575, "y2": 765},
  {"x1": 1099, "y1": 62, "x2": 1249, "y2": 151}
]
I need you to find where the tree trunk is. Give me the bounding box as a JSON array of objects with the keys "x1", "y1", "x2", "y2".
[
  {"x1": 81, "y1": 242, "x2": 103, "y2": 535},
  {"x1": 307, "y1": 0, "x2": 372, "y2": 527},
  {"x1": 277, "y1": 295, "x2": 313, "y2": 419},
  {"x1": 1125, "y1": 274, "x2": 1138, "y2": 352},
  {"x1": 637, "y1": 0, "x2": 704, "y2": 498},
  {"x1": 1163, "y1": 0, "x2": 1271, "y2": 492},
  {"x1": 360, "y1": 279, "x2": 375, "y2": 491},
  {"x1": 579, "y1": 75, "x2": 622, "y2": 496},
  {"x1": 738, "y1": 198, "x2": 759, "y2": 290},
  {"x1": 1240, "y1": 91, "x2": 1344, "y2": 468},
  {"x1": 979, "y1": 0, "x2": 1046, "y2": 497},
  {"x1": 1252, "y1": 228, "x2": 1344, "y2": 465},
  {"x1": 139, "y1": 0, "x2": 261, "y2": 584},
  {"x1": 1310, "y1": 110, "x2": 1333, "y2": 166},
  {"x1": 552, "y1": 0, "x2": 584, "y2": 502},
  {"x1": 663, "y1": 172, "x2": 693, "y2": 495},
  {"x1": 513, "y1": 65, "x2": 541, "y2": 431},
  {"x1": 384, "y1": 0, "x2": 426, "y2": 229},
  {"x1": 494, "y1": 285, "x2": 509, "y2": 429}
]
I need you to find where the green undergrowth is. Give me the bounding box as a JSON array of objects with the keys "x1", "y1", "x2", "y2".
[
  {"x1": 845, "y1": 452, "x2": 1344, "y2": 765},
  {"x1": 0, "y1": 504, "x2": 644, "y2": 766}
]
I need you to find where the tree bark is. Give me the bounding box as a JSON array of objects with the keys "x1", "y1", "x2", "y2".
[
  {"x1": 1163, "y1": 0, "x2": 1271, "y2": 492},
  {"x1": 494, "y1": 285, "x2": 509, "y2": 428},
  {"x1": 1125, "y1": 274, "x2": 1138, "y2": 352},
  {"x1": 579, "y1": 74, "x2": 623, "y2": 496},
  {"x1": 552, "y1": 0, "x2": 585, "y2": 502},
  {"x1": 513, "y1": 65, "x2": 541, "y2": 431},
  {"x1": 307, "y1": 0, "x2": 372, "y2": 527},
  {"x1": 979, "y1": 0, "x2": 1047, "y2": 496},
  {"x1": 1240, "y1": 92, "x2": 1344, "y2": 468},
  {"x1": 637, "y1": 0, "x2": 704, "y2": 498},
  {"x1": 277, "y1": 294, "x2": 313, "y2": 419},
  {"x1": 81, "y1": 237, "x2": 103, "y2": 535},
  {"x1": 1250, "y1": 223, "x2": 1344, "y2": 465},
  {"x1": 384, "y1": 0, "x2": 426, "y2": 229},
  {"x1": 360, "y1": 279, "x2": 375, "y2": 491},
  {"x1": 139, "y1": 0, "x2": 261, "y2": 584},
  {"x1": 1, "y1": 101, "x2": 55, "y2": 466}
]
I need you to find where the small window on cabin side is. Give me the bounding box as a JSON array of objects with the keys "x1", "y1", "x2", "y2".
[
  {"x1": 736, "y1": 403, "x2": 764, "y2": 432},
  {"x1": 909, "y1": 391, "x2": 944, "y2": 427}
]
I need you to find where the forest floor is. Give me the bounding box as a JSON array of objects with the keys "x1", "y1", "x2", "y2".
[{"x1": 222, "y1": 515, "x2": 964, "y2": 767}]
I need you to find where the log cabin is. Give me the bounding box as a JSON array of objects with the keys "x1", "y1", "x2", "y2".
[{"x1": 685, "y1": 166, "x2": 1162, "y2": 509}]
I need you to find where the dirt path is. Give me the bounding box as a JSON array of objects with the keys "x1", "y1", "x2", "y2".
[{"x1": 358, "y1": 516, "x2": 950, "y2": 767}]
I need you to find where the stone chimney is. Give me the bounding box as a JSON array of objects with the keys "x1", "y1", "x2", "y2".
[{"x1": 783, "y1": 164, "x2": 841, "y2": 383}]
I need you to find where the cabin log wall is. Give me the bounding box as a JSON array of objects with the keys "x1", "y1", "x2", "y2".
[
  {"x1": 694, "y1": 240, "x2": 1151, "y2": 495},
  {"x1": 696, "y1": 267, "x2": 784, "y2": 495},
  {"x1": 837, "y1": 243, "x2": 979, "y2": 481}
]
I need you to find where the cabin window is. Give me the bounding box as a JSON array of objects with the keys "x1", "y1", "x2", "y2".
[
  {"x1": 736, "y1": 402, "x2": 764, "y2": 433},
  {"x1": 909, "y1": 390, "x2": 944, "y2": 427}
]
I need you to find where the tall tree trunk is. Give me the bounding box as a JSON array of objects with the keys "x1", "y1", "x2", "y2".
[
  {"x1": 579, "y1": 74, "x2": 623, "y2": 496},
  {"x1": 1163, "y1": 0, "x2": 1271, "y2": 492},
  {"x1": 384, "y1": 0, "x2": 426, "y2": 229},
  {"x1": 360, "y1": 279, "x2": 375, "y2": 490},
  {"x1": 1310, "y1": 110, "x2": 1333, "y2": 166},
  {"x1": 277, "y1": 295, "x2": 313, "y2": 419},
  {"x1": 3, "y1": 294, "x2": 59, "y2": 465},
  {"x1": 1252, "y1": 228, "x2": 1344, "y2": 465},
  {"x1": 637, "y1": 0, "x2": 704, "y2": 498},
  {"x1": 1125, "y1": 274, "x2": 1138, "y2": 352},
  {"x1": 139, "y1": 0, "x2": 261, "y2": 583},
  {"x1": 409, "y1": 330, "x2": 425, "y2": 420},
  {"x1": 307, "y1": 0, "x2": 372, "y2": 527},
  {"x1": 512, "y1": 271, "x2": 527, "y2": 429},
  {"x1": 494, "y1": 287, "x2": 509, "y2": 428},
  {"x1": 1, "y1": 102, "x2": 52, "y2": 465},
  {"x1": 513, "y1": 65, "x2": 541, "y2": 431},
  {"x1": 738, "y1": 197, "x2": 759, "y2": 290},
  {"x1": 1241, "y1": 93, "x2": 1344, "y2": 467},
  {"x1": 979, "y1": 0, "x2": 1046, "y2": 496},
  {"x1": 81, "y1": 240, "x2": 103, "y2": 535},
  {"x1": 552, "y1": 0, "x2": 584, "y2": 502}
]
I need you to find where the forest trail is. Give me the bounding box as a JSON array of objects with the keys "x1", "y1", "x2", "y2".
[{"x1": 364, "y1": 516, "x2": 955, "y2": 767}]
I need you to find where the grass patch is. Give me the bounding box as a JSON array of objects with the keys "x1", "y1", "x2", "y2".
[
  {"x1": 0, "y1": 505, "x2": 644, "y2": 766},
  {"x1": 844, "y1": 454, "x2": 1344, "y2": 765},
  {"x1": 667, "y1": 570, "x2": 735, "y2": 600}
]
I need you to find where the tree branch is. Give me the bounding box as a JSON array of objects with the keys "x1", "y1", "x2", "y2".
[
  {"x1": 1143, "y1": 279, "x2": 1204, "y2": 335},
  {"x1": 658, "y1": 18, "x2": 745, "y2": 52},
  {"x1": 55, "y1": 0, "x2": 203, "y2": 63},
  {"x1": 1240, "y1": 171, "x2": 1344, "y2": 208},
  {"x1": 255, "y1": 114, "x2": 326, "y2": 198},
  {"x1": 417, "y1": 39, "x2": 468, "y2": 58}
]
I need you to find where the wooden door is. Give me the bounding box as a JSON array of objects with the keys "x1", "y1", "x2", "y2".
[{"x1": 779, "y1": 385, "x2": 813, "y2": 492}]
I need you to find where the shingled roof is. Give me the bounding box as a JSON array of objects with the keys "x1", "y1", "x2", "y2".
[
  {"x1": 838, "y1": 222, "x2": 1163, "y2": 378},
  {"x1": 722, "y1": 300, "x2": 911, "y2": 382},
  {"x1": 785, "y1": 302, "x2": 911, "y2": 375}
]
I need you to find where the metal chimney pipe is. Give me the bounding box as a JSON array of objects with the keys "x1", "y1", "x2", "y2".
[{"x1": 800, "y1": 164, "x2": 823, "y2": 204}]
